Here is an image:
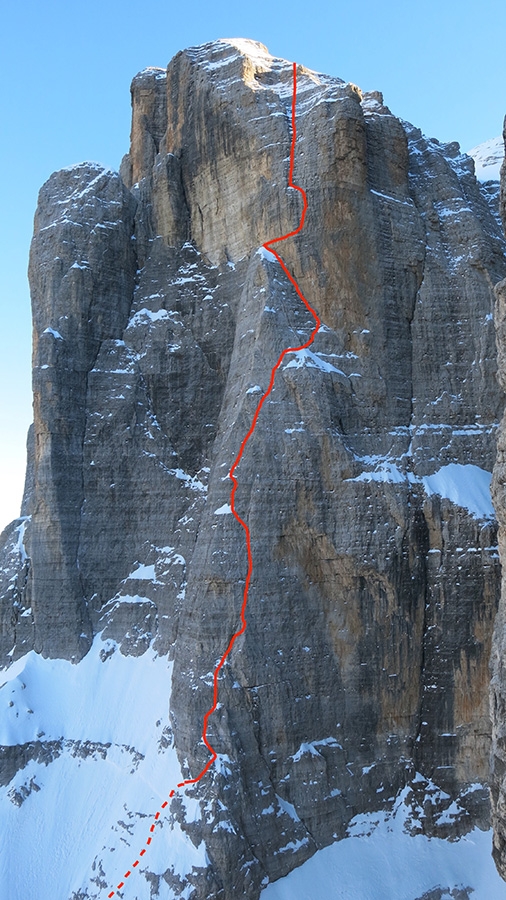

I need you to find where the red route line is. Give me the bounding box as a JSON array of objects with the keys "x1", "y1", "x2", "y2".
[{"x1": 106, "y1": 60, "x2": 320, "y2": 899}]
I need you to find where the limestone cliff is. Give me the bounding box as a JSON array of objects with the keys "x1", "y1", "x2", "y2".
[
  {"x1": 1, "y1": 39, "x2": 506, "y2": 899},
  {"x1": 490, "y1": 113, "x2": 506, "y2": 881}
]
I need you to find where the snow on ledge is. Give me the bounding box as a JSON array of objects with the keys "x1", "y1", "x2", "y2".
[
  {"x1": 214, "y1": 503, "x2": 232, "y2": 515},
  {"x1": 421, "y1": 463, "x2": 493, "y2": 520},
  {"x1": 257, "y1": 246, "x2": 277, "y2": 262},
  {"x1": 349, "y1": 462, "x2": 494, "y2": 521},
  {"x1": 42, "y1": 327, "x2": 63, "y2": 340}
]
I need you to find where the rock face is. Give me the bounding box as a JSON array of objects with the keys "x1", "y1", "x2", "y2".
[
  {"x1": 1, "y1": 39, "x2": 506, "y2": 899},
  {"x1": 490, "y1": 114, "x2": 506, "y2": 880},
  {"x1": 501, "y1": 116, "x2": 506, "y2": 232}
]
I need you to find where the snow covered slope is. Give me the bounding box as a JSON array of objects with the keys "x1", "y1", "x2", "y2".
[
  {"x1": 468, "y1": 136, "x2": 504, "y2": 182},
  {"x1": 261, "y1": 800, "x2": 505, "y2": 900},
  {"x1": 1, "y1": 635, "x2": 503, "y2": 899},
  {"x1": 0, "y1": 639, "x2": 208, "y2": 900}
]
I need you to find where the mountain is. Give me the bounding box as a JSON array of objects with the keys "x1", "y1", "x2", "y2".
[{"x1": 1, "y1": 38, "x2": 506, "y2": 900}]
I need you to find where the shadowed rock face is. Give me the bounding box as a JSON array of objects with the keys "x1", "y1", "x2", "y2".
[
  {"x1": 490, "y1": 115, "x2": 506, "y2": 882},
  {"x1": 1, "y1": 38, "x2": 506, "y2": 898}
]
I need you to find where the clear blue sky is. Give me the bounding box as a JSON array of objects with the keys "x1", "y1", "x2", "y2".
[{"x1": 1, "y1": 0, "x2": 505, "y2": 529}]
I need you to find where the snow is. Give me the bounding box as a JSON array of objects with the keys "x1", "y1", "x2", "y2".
[
  {"x1": 167, "y1": 467, "x2": 207, "y2": 493},
  {"x1": 0, "y1": 638, "x2": 209, "y2": 899},
  {"x1": 349, "y1": 460, "x2": 494, "y2": 521},
  {"x1": 41, "y1": 327, "x2": 63, "y2": 340},
  {"x1": 56, "y1": 166, "x2": 115, "y2": 203},
  {"x1": 127, "y1": 307, "x2": 173, "y2": 329},
  {"x1": 275, "y1": 795, "x2": 301, "y2": 823},
  {"x1": 226, "y1": 37, "x2": 272, "y2": 65},
  {"x1": 214, "y1": 503, "x2": 232, "y2": 515},
  {"x1": 284, "y1": 349, "x2": 345, "y2": 375},
  {"x1": 352, "y1": 462, "x2": 412, "y2": 485},
  {"x1": 468, "y1": 136, "x2": 504, "y2": 182},
  {"x1": 261, "y1": 790, "x2": 505, "y2": 900},
  {"x1": 0, "y1": 639, "x2": 169, "y2": 748},
  {"x1": 291, "y1": 737, "x2": 342, "y2": 762},
  {"x1": 370, "y1": 189, "x2": 413, "y2": 207},
  {"x1": 136, "y1": 66, "x2": 166, "y2": 80},
  {"x1": 257, "y1": 246, "x2": 277, "y2": 262},
  {"x1": 108, "y1": 593, "x2": 155, "y2": 613},
  {"x1": 276, "y1": 837, "x2": 309, "y2": 855},
  {"x1": 422, "y1": 464, "x2": 493, "y2": 520},
  {"x1": 126, "y1": 563, "x2": 157, "y2": 581},
  {"x1": 14, "y1": 518, "x2": 29, "y2": 563}
]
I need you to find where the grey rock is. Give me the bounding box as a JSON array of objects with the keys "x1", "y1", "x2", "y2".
[
  {"x1": 501, "y1": 115, "x2": 506, "y2": 233},
  {"x1": 27, "y1": 163, "x2": 137, "y2": 661},
  {"x1": 489, "y1": 116, "x2": 506, "y2": 886},
  {"x1": 2, "y1": 38, "x2": 506, "y2": 898}
]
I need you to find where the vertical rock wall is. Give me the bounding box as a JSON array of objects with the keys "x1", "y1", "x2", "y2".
[
  {"x1": 1, "y1": 39, "x2": 506, "y2": 898},
  {"x1": 490, "y1": 114, "x2": 506, "y2": 880}
]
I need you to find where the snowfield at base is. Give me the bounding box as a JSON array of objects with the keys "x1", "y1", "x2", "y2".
[
  {"x1": 0, "y1": 638, "x2": 208, "y2": 900},
  {"x1": 261, "y1": 795, "x2": 505, "y2": 900},
  {"x1": 1, "y1": 640, "x2": 504, "y2": 900}
]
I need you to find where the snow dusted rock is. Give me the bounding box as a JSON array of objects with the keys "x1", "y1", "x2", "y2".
[
  {"x1": 468, "y1": 135, "x2": 504, "y2": 229},
  {"x1": 1, "y1": 37, "x2": 506, "y2": 899},
  {"x1": 502, "y1": 116, "x2": 506, "y2": 234},
  {"x1": 490, "y1": 117, "x2": 506, "y2": 883},
  {"x1": 468, "y1": 136, "x2": 504, "y2": 183}
]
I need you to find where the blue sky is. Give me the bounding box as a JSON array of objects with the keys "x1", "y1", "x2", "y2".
[{"x1": 1, "y1": 0, "x2": 505, "y2": 529}]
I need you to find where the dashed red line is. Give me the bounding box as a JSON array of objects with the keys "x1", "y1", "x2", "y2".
[{"x1": 104, "y1": 60, "x2": 319, "y2": 898}]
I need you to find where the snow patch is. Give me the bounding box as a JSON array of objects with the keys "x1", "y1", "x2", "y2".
[
  {"x1": 349, "y1": 460, "x2": 494, "y2": 521},
  {"x1": 283, "y1": 349, "x2": 345, "y2": 375},
  {"x1": 291, "y1": 737, "x2": 342, "y2": 762},
  {"x1": 126, "y1": 563, "x2": 157, "y2": 581},
  {"x1": 262, "y1": 788, "x2": 505, "y2": 899},
  {"x1": 214, "y1": 503, "x2": 232, "y2": 516},
  {"x1": 257, "y1": 245, "x2": 277, "y2": 262},
  {"x1": 275, "y1": 794, "x2": 300, "y2": 823},
  {"x1": 41, "y1": 327, "x2": 63, "y2": 340},
  {"x1": 127, "y1": 308, "x2": 173, "y2": 329},
  {"x1": 14, "y1": 518, "x2": 30, "y2": 564},
  {"x1": 422, "y1": 464, "x2": 493, "y2": 520}
]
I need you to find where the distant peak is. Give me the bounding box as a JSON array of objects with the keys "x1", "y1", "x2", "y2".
[{"x1": 468, "y1": 135, "x2": 504, "y2": 182}]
